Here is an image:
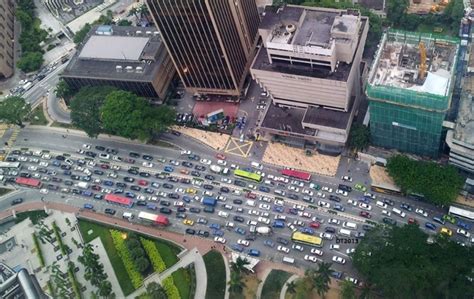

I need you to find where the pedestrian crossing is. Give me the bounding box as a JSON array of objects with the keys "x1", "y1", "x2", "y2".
[{"x1": 5, "y1": 127, "x2": 20, "y2": 149}]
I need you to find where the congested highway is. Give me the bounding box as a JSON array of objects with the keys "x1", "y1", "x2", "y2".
[{"x1": 1, "y1": 129, "x2": 472, "y2": 282}]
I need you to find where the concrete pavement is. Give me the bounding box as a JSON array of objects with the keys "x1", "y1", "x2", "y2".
[
  {"x1": 46, "y1": 93, "x2": 72, "y2": 124},
  {"x1": 279, "y1": 274, "x2": 299, "y2": 299}
]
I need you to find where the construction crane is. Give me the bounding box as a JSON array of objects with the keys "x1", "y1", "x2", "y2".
[{"x1": 419, "y1": 42, "x2": 427, "y2": 80}]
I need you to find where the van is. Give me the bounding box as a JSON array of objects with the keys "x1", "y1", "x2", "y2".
[
  {"x1": 343, "y1": 221, "x2": 357, "y2": 230},
  {"x1": 392, "y1": 208, "x2": 406, "y2": 218},
  {"x1": 251, "y1": 162, "x2": 263, "y2": 170},
  {"x1": 282, "y1": 256, "x2": 295, "y2": 264},
  {"x1": 246, "y1": 200, "x2": 256, "y2": 207},
  {"x1": 376, "y1": 201, "x2": 387, "y2": 209},
  {"x1": 338, "y1": 228, "x2": 352, "y2": 237},
  {"x1": 122, "y1": 212, "x2": 134, "y2": 220}
]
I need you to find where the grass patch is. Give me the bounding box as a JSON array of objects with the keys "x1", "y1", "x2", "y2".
[
  {"x1": 203, "y1": 250, "x2": 226, "y2": 299},
  {"x1": 51, "y1": 121, "x2": 76, "y2": 129},
  {"x1": 172, "y1": 267, "x2": 191, "y2": 299},
  {"x1": 15, "y1": 210, "x2": 48, "y2": 225},
  {"x1": 154, "y1": 239, "x2": 180, "y2": 268},
  {"x1": 78, "y1": 220, "x2": 135, "y2": 295},
  {"x1": 261, "y1": 270, "x2": 292, "y2": 299},
  {"x1": 0, "y1": 187, "x2": 13, "y2": 196},
  {"x1": 28, "y1": 106, "x2": 48, "y2": 126},
  {"x1": 147, "y1": 139, "x2": 177, "y2": 148}
]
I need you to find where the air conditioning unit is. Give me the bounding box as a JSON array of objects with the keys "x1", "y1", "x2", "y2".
[
  {"x1": 136, "y1": 66, "x2": 143, "y2": 73},
  {"x1": 125, "y1": 66, "x2": 133, "y2": 72},
  {"x1": 115, "y1": 65, "x2": 122, "y2": 72}
]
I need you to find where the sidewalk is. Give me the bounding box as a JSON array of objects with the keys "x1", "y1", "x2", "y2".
[
  {"x1": 279, "y1": 274, "x2": 299, "y2": 299},
  {"x1": 174, "y1": 126, "x2": 230, "y2": 151}
]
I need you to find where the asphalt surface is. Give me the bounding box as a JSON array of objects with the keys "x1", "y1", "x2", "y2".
[{"x1": 2, "y1": 128, "x2": 472, "y2": 281}]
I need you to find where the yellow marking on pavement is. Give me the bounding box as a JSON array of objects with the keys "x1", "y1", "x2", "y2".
[{"x1": 225, "y1": 137, "x2": 253, "y2": 158}]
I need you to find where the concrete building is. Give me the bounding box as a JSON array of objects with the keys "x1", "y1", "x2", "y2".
[
  {"x1": 250, "y1": 5, "x2": 369, "y2": 154},
  {"x1": 146, "y1": 0, "x2": 260, "y2": 98},
  {"x1": 0, "y1": 0, "x2": 15, "y2": 79},
  {"x1": 0, "y1": 263, "x2": 48, "y2": 299},
  {"x1": 367, "y1": 30, "x2": 459, "y2": 158},
  {"x1": 61, "y1": 25, "x2": 176, "y2": 102}
]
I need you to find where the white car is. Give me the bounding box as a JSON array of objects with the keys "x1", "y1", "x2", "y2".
[
  {"x1": 39, "y1": 161, "x2": 49, "y2": 167},
  {"x1": 221, "y1": 177, "x2": 232, "y2": 184},
  {"x1": 288, "y1": 185, "x2": 300, "y2": 192},
  {"x1": 88, "y1": 160, "x2": 97, "y2": 167},
  {"x1": 256, "y1": 170, "x2": 265, "y2": 177},
  {"x1": 364, "y1": 192, "x2": 376, "y2": 200},
  {"x1": 341, "y1": 176, "x2": 352, "y2": 182},
  {"x1": 261, "y1": 211, "x2": 270, "y2": 218},
  {"x1": 39, "y1": 188, "x2": 49, "y2": 194},
  {"x1": 292, "y1": 244, "x2": 304, "y2": 252},
  {"x1": 248, "y1": 209, "x2": 260, "y2": 216},
  {"x1": 257, "y1": 217, "x2": 270, "y2": 224},
  {"x1": 173, "y1": 201, "x2": 185, "y2": 207},
  {"x1": 346, "y1": 277, "x2": 358, "y2": 285},
  {"x1": 18, "y1": 156, "x2": 28, "y2": 162},
  {"x1": 293, "y1": 220, "x2": 305, "y2": 227},
  {"x1": 358, "y1": 202, "x2": 372, "y2": 211},
  {"x1": 318, "y1": 200, "x2": 330, "y2": 208},
  {"x1": 217, "y1": 159, "x2": 227, "y2": 166},
  {"x1": 415, "y1": 208, "x2": 428, "y2": 217},
  {"x1": 233, "y1": 189, "x2": 242, "y2": 195},
  {"x1": 200, "y1": 159, "x2": 212, "y2": 165},
  {"x1": 203, "y1": 191, "x2": 213, "y2": 197},
  {"x1": 332, "y1": 255, "x2": 346, "y2": 264},
  {"x1": 112, "y1": 156, "x2": 122, "y2": 162},
  {"x1": 293, "y1": 204, "x2": 305, "y2": 211},
  {"x1": 346, "y1": 248, "x2": 356, "y2": 255},
  {"x1": 381, "y1": 210, "x2": 391, "y2": 216},
  {"x1": 77, "y1": 149, "x2": 85, "y2": 154},
  {"x1": 237, "y1": 239, "x2": 250, "y2": 247},
  {"x1": 99, "y1": 153, "x2": 110, "y2": 159},
  {"x1": 287, "y1": 223, "x2": 297, "y2": 232},
  {"x1": 304, "y1": 255, "x2": 319, "y2": 263},
  {"x1": 316, "y1": 192, "x2": 326, "y2": 198},
  {"x1": 321, "y1": 186, "x2": 333, "y2": 193},
  {"x1": 320, "y1": 232, "x2": 334, "y2": 240},
  {"x1": 248, "y1": 184, "x2": 257, "y2": 190},
  {"x1": 291, "y1": 180, "x2": 304, "y2": 187},
  {"x1": 27, "y1": 165, "x2": 37, "y2": 171},
  {"x1": 259, "y1": 203, "x2": 271, "y2": 210},
  {"x1": 310, "y1": 248, "x2": 323, "y2": 256},
  {"x1": 328, "y1": 218, "x2": 340, "y2": 225},
  {"x1": 175, "y1": 188, "x2": 185, "y2": 194},
  {"x1": 218, "y1": 211, "x2": 229, "y2": 218},
  {"x1": 82, "y1": 144, "x2": 91, "y2": 149},
  {"x1": 214, "y1": 237, "x2": 226, "y2": 244},
  {"x1": 347, "y1": 199, "x2": 357, "y2": 206},
  {"x1": 457, "y1": 228, "x2": 471, "y2": 238},
  {"x1": 170, "y1": 160, "x2": 180, "y2": 166},
  {"x1": 259, "y1": 196, "x2": 272, "y2": 203},
  {"x1": 335, "y1": 189, "x2": 348, "y2": 197},
  {"x1": 181, "y1": 150, "x2": 191, "y2": 155},
  {"x1": 230, "y1": 163, "x2": 239, "y2": 169},
  {"x1": 298, "y1": 211, "x2": 312, "y2": 218},
  {"x1": 107, "y1": 172, "x2": 118, "y2": 179},
  {"x1": 137, "y1": 195, "x2": 147, "y2": 201},
  {"x1": 274, "y1": 199, "x2": 284, "y2": 206},
  {"x1": 302, "y1": 189, "x2": 313, "y2": 196},
  {"x1": 277, "y1": 245, "x2": 290, "y2": 253},
  {"x1": 247, "y1": 220, "x2": 258, "y2": 226},
  {"x1": 142, "y1": 161, "x2": 153, "y2": 168}
]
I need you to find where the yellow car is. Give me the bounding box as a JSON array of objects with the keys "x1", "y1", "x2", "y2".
[
  {"x1": 186, "y1": 188, "x2": 197, "y2": 194},
  {"x1": 440, "y1": 227, "x2": 453, "y2": 237},
  {"x1": 183, "y1": 219, "x2": 194, "y2": 226}
]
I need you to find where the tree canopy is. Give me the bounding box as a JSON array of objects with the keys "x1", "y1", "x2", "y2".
[
  {"x1": 0, "y1": 96, "x2": 31, "y2": 127},
  {"x1": 54, "y1": 79, "x2": 73, "y2": 100},
  {"x1": 386, "y1": 155, "x2": 464, "y2": 205},
  {"x1": 17, "y1": 51, "x2": 44, "y2": 73},
  {"x1": 353, "y1": 224, "x2": 474, "y2": 299},
  {"x1": 348, "y1": 123, "x2": 370, "y2": 151}
]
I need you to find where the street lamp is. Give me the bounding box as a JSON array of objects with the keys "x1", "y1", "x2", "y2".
[{"x1": 121, "y1": 233, "x2": 128, "y2": 240}]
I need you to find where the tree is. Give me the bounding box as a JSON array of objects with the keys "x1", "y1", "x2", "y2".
[
  {"x1": 98, "y1": 280, "x2": 113, "y2": 297},
  {"x1": 353, "y1": 224, "x2": 474, "y2": 299},
  {"x1": 0, "y1": 96, "x2": 31, "y2": 127},
  {"x1": 74, "y1": 23, "x2": 92, "y2": 44},
  {"x1": 146, "y1": 282, "x2": 167, "y2": 299},
  {"x1": 387, "y1": 0, "x2": 409, "y2": 27},
  {"x1": 70, "y1": 86, "x2": 116, "y2": 138},
  {"x1": 54, "y1": 79, "x2": 73, "y2": 100},
  {"x1": 231, "y1": 257, "x2": 250, "y2": 274},
  {"x1": 314, "y1": 262, "x2": 332, "y2": 298},
  {"x1": 228, "y1": 271, "x2": 245, "y2": 294},
  {"x1": 286, "y1": 280, "x2": 297, "y2": 294},
  {"x1": 348, "y1": 124, "x2": 370, "y2": 151},
  {"x1": 339, "y1": 280, "x2": 356, "y2": 299},
  {"x1": 17, "y1": 51, "x2": 44, "y2": 72},
  {"x1": 135, "y1": 256, "x2": 150, "y2": 273},
  {"x1": 117, "y1": 19, "x2": 132, "y2": 26}
]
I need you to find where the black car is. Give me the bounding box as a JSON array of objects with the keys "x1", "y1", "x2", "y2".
[
  {"x1": 155, "y1": 173, "x2": 167, "y2": 179},
  {"x1": 64, "y1": 180, "x2": 73, "y2": 186},
  {"x1": 5, "y1": 157, "x2": 17, "y2": 162},
  {"x1": 137, "y1": 200, "x2": 147, "y2": 206},
  {"x1": 176, "y1": 212, "x2": 186, "y2": 219},
  {"x1": 190, "y1": 207, "x2": 201, "y2": 213},
  {"x1": 233, "y1": 199, "x2": 243, "y2": 205},
  {"x1": 52, "y1": 177, "x2": 62, "y2": 183},
  {"x1": 71, "y1": 175, "x2": 80, "y2": 180},
  {"x1": 129, "y1": 152, "x2": 140, "y2": 158},
  {"x1": 177, "y1": 207, "x2": 186, "y2": 213},
  {"x1": 139, "y1": 172, "x2": 150, "y2": 177},
  {"x1": 11, "y1": 150, "x2": 21, "y2": 155},
  {"x1": 116, "y1": 182, "x2": 127, "y2": 188},
  {"x1": 55, "y1": 155, "x2": 66, "y2": 161},
  {"x1": 142, "y1": 154, "x2": 154, "y2": 161},
  {"x1": 277, "y1": 237, "x2": 289, "y2": 245},
  {"x1": 205, "y1": 174, "x2": 215, "y2": 180},
  {"x1": 234, "y1": 180, "x2": 246, "y2": 187},
  {"x1": 171, "y1": 130, "x2": 181, "y2": 136},
  {"x1": 11, "y1": 198, "x2": 23, "y2": 206},
  {"x1": 329, "y1": 195, "x2": 341, "y2": 202},
  {"x1": 168, "y1": 193, "x2": 180, "y2": 199},
  {"x1": 128, "y1": 169, "x2": 139, "y2": 175},
  {"x1": 47, "y1": 184, "x2": 59, "y2": 191},
  {"x1": 203, "y1": 206, "x2": 215, "y2": 213},
  {"x1": 60, "y1": 164, "x2": 71, "y2": 170},
  {"x1": 94, "y1": 194, "x2": 104, "y2": 200},
  {"x1": 362, "y1": 224, "x2": 373, "y2": 231},
  {"x1": 325, "y1": 227, "x2": 336, "y2": 233},
  {"x1": 203, "y1": 184, "x2": 214, "y2": 190},
  {"x1": 400, "y1": 203, "x2": 412, "y2": 211},
  {"x1": 233, "y1": 216, "x2": 244, "y2": 222},
  {"x1": 180, "y1": 178, "x2": 191, "y2": 184},
  {"x1": 104, "y1": 208, "x2": 116, "y2": 215},
  {"x1": 106, "y1": 148, "x2": 118, "y2": 155},
  {"x1": 288, "y1": 194, "x2": 299, "y2": 200},
  {"x1": 95, "y1": 145, "x2": 106, "y2": 151},
  {"x1": 94, "y1": 170, "x2": 104, "y2": 175},
  {"x1": 168, "y1": 176, "x2": 179, "y2": 182},
  {"x1": 124, "y1": 176, "x2": 135, "y2": 183},
  {"x1": 160, "y1": 207, "x2": 172, "y2": 214},
  {"x1": 38, "y1": 168, "x2": 48, "y2": 174},
  {"x1": 85, "y1": 151, "x2": 96, "y2": 158},
  {"x1": 220, "y1": 187, "x2": 230, "y2": 193},
  {"x1": 195, "y1": 165, "x2": 206, "y2": 171},
  {"x1": 144, "y1": 188, "x2": 154, "y2": 194},
  {"x1": 160, "y1": 201, "x2": 171, "y2": 206},
  {"x1": 188, "y1": 154, "x2": 200, "y2": 161},
  {"x1": 197, "y1": 230, "x2": 209, "y2": 238},
  {"x1": 163, "y1": 183, "x2": 173, "y2": 189},
  {"x1": 19, "y1": 172, "x2": 31, "y2": 178},
  {"x1": 191, "y1": 171, "x2": 201, "y2": 177},
  {"x1": 182, "y1": 161, "x2": 193, "y2": 168},
  {"x1": 185, "y1": 228, "x2": 196, "y2": 235},
  {"x1": 383, "y1": 217, "x2": 397, "y2": 226},
  {"x1": 383, "y1": 198, "x2": 395, "y2": 206},
  {"x1": 338, "y1": 184, "x2": 352, "y2": 192},
  {"x1": 245, "y1": 235, "x2": 256, "y2": 241},
  {"x1": 72, "y1": 189, "x2": 80, "y2": 195},
  {"x1": 131, "y1": 185, "x2": 141, "y2": 191}
]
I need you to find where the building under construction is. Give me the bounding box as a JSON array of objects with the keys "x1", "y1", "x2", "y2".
[{"x1": 366, "y1": 29, "x2": 459, "y2": 157}]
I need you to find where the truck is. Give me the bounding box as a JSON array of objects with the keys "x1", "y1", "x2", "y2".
[
  {"x1": 76, "y1": 182, "x2": 89, "y2": 189},
  {"x1": 210, "y1": 165, "x2": 222, "y2": 173},
  {"x1": 256, "y1": 226, "x2": 272, "y2": 235},
  {"x1": 202, "y1": 197, "x2": 217, "y2": 207}
]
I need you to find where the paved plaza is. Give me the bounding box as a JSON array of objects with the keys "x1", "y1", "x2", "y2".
[{"x1": 174, "y1": 127, "x2": 230, "y2": 151}]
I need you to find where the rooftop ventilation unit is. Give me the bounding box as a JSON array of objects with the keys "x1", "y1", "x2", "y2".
[
  {"x1": 116, "y1": 65, "x2": 123, "y2": 72},
  {"x1": 136, "y1": 66, "x2": 143, "y2": 73},
  {"x1": 146, "y1": 31, "x2": 152, "y2": 35},
  {"x1": 125, "y1": 66, "x2": 133, "y2": 72},
  {"x1": 153, "y1": 31, "x2": 160, "y2": 35},
  {"x1": 136, "y1": 30, "x2": 142, "y2": 35}
]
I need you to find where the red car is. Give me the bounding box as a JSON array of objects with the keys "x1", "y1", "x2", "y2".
[
  {"x1": 124, "y1": 158, "x2": 135, "y2": 164},
  {"x1": 246, "y1": 192, "x2": 257, "y2": 199},
  {"x1": 138, "y1": 180, "x2": 148, "y2": 186},
  {"x1": 91, "y1": 185, "x2": 101, "y2": 191},
  {"x1": 309, "y1": 221, "x2": 321, "y2": 229},
  {"x1": 216, "y1": 153, "x2": 226, "y2": 160},
  {"x1": 359, "y1": 211, "x2": 371, "y2": 219},
  {"x1": 100, "y1": 164, "x2": 110, "y2": 169},
  {"x1": 180, "y1": 169, "x2": 190, "y2": 175},
  {"x1": 408, "y1": 218, "x2": 419, "y2": 225}
]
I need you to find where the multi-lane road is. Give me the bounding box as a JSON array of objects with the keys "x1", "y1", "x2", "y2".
[{"x1": 2, "y1": 127, "x2": 472, "y2": 283}]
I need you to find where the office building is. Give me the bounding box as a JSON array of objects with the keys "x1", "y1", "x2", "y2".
[
  {"x1": 250, "y1": 5, "x2": 368, "y2": 154},
  {"x1": 367, "y1": 30, "x2": 458, "y2": 158},
  {"x1": 62, "y1": 25, "x2": 176, "y2": 102},
  {"x1": 0, "y1": 0, "x2": 14, "y2": 79},
  {"x1": 146, "y1": 0, "x2": 260, "y2": 98},
  {"x1": 0, "y1": 263, "x2": 49, "y2": 299}
]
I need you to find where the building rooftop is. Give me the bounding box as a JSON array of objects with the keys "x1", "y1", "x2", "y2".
[
  {"x1": 303, "y1": 104, "x2": 351, "y2": 130},
  {"x1": 62, "y1": 25, "x2": 165, "y2": 82},
  {"x1": 368, "y1": 30, "x2": 458, "y2": 97}
]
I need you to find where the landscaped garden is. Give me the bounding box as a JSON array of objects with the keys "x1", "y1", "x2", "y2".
[
  {"x1": 203, "y1": 250, "x2": 226, "y2": 299},
  {"x1": 78, "y1": 220, "x2": 191, "y2": 298},
  {"x1": 261, "y1": 270, "x2": 292, "y2": 299}
]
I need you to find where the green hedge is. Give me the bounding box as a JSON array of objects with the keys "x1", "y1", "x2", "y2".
[
  {"x1": 162, "y1": 276, "x2": 181, "y2": 299},
  {"x1": 203, "y1": 250, "x2": 226, "y2": 299},
  {"x1": 110, "y1": 230, "x2": 143, "y2": 288},
  {"x1": 32, "y1": 233, "x2": 45, "y2": 267},
  {"x1": 52, "y1": 221, "x2": 67, "y2": 256},
  {"x1": 261, "y1": 270, "x2": 291, "y2": 299},
  {"x1": 67, "y1": 263, "x2": 82, "y2": 299},
  {"x1": 141, "y1": 238, "x2": 167, "y2": 273}
]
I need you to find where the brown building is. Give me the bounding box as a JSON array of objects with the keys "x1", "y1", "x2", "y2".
[
  {"x1": 0, "y1": 0, "x2": 15, "y2": 79},
  {"x1": 146, "y1": 0, "x2": 260, "y2": 98}
]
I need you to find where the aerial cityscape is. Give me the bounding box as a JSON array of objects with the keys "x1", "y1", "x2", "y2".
[{"x1": 0, "y1": 0, "x2": 473, "y2": 298}]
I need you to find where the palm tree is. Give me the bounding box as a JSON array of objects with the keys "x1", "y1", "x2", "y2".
[
  {"x1": 316, "y1": 262, "x2": 332, "y2": 282},
  {"x1": 311, "y1": 262, "x2": 332, "y2": 298},
  {"x1": 231, "y1": 256, "x2": 250, "y2": 274},
  {"x1": 340, "y1": 280, "x2": 356, "y2": 299},
  {"x1": 314, "y1": 275, "x2": 330, "y2": 298},
  {"x1": 286, "y1": 280, "x2": 297, "y2": 294},
  {"x1": 228, "y1": 271, "x2": 245, "y2": 294},
  {"x1": 359, "y1": 281, "x2": 375, "y2": 299}
]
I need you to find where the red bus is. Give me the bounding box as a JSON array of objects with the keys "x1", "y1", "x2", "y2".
[
  {"x1": 104, "y1": 194, "x2": 134, "y2": 208},
  {"x1": 15, "y1": 177, "x2": 42, "y2": 188},
  {"x1": 138, "y1": 212, "x2": 170, "y2": 226},
  {"x1": 281, "y1": 169, "x2": 312, "y2": 181}
]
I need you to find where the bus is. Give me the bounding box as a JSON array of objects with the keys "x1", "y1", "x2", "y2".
[
  {"x1": 234, "y1": 169, "x2": 262, "y2": 182},
  {"x1": 137, "y1": 211, "x2": 170, "y2": 226},
  {"x1": 15, "y1": 177, "x2": 42, "y2": 188},
  {"x1": 0, "y1": 162, "x2": 21, "y2": 172},
  {"x1": 104, "y1": 194, "x2": 134, "y2": 208},
  {"x1": 291, "y1": 231, "x2": 323, "y2": 247},
  {"x1": 449, "y1": 205, "x2": 474, "y2": 221},
  {"x1": 281, "y1": 169, "x2": 311, "y2": 181}
]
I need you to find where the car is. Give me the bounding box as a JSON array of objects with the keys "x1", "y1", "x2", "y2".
[
  {"x1": 200, "y1": 158, "x2": 212, "y2": 165},
  {"x1": 335, "y1": 189, "x2": 348, "y2": 197},
  {"x1": 216, "y1": 153, "x2": 226, "y2": 160},
  {"x1": 358, "y1": 202, "x2": 372, "y2": 211},
  {"x1": 383, "y1": 217, "x2": 397, "y2": 226},
  {"x1": 319, "y1": 232, "x2": 333, "y2": 240},
  {"x1": 39, "y1": 188, "x2": 49, "y2": 194},
  {"x1": 333, "y1": 204, "x2": 345, "y2": 212},
  {"x1": 104, "y1": 208, "x2": 116, "y2": 215},
  {"x1": 338, "y1": 184, "x2": 352, "y2": 192},
  {"x1": 425, "y1": 222, "x2": 437, "y2": 230},
  {"x1": 346, "y1": 248, "x2": 356, "y2": 255},
  {"x1": 321, "y1": 186, "x2": 333, "y2": 193},
  {"x1": 363, "y1": 192, "x2": 376, "y2": 200},
  {"x1": 214, "y1": 237, "x2": 226, "y2": 244},
  {"x1": 341, "y1": 176, "x2": 352, "y2": 182},
  {"x1": 318, "y1": 200, "x2": 330, "y2": 208},
  {"x1": 185, "y1": 228, "x2": 196, "y2": 235},
  {"x1": 415, "y1": 208, "x2": 428, "y2": 217},
  {"x1": 277, "y1": 237, "x2": 289, "y2": 245},
  {"x1": 440, "y1": 227, "x2": 453, "y2": 237},
  {"x1": 457, "y1": 220, "x2": 472, "y2": 230},
  {"x1": 142, "y1": 161, "x2": 153, "y2": 168},
  {"x1": 324, "y1": 227, "x2": 336, "y2": 234},
  {"x1": 304, "y1": 255, "x2": 319, "y2": 263},
  {"x1": 259, "y1": 203, "x2": 271, "y2": 210},
  {"x1": 346, "y1": 277, "x2": 358, "y2": 285},
  {"x1": 264, "y1": 239, "x2": 275, "y2": 248},
  {"x1": 183, "y1": 219, "x2": 194, "y2": 226},
  {"x1": 383, "y1": 198, "x2": 395, "y2": 206},
  {"x1": 237, "y1": 239, "x2": 250, "y2": 247},
  {"x1": 400, "y1": 203, "x2": 412, "y2": 212},
  {"x1": 292, "y1": 244, "x2": 304, "y2": 252},
  {"x1": 442, "y1": 214, "x2": 456, "y2": 224},
  {"x1": 332, "y1": 255, "x2": 346, "y2": 264},
  {"x1": 11, "y1": 198, "x2": 23, "y2": 206},
  {"x1": 277, "y1": 245, "x2": 290, "y2": 253},
  {"x1": 328, "y1": 218, "x2": 340, "y2": 225},
  {"x1": 302, "y1": 189, "x2": 313, "y2": 196},
  {"x1": 359, "y1": 211, "x2": 371, "y2": 218},
  {"x1": 354, "y1": 183, "x2": 367, "y2": 192},
  {"x1": 456, "y1": 228, "x2": 471, "y2": 238}
]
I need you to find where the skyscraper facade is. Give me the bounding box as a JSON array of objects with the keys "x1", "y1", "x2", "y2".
[
  {"x1": 0, "y1": 0, "x2": 14, "y2": 79},
  {"x1": 146, "y1": 0, "x2": 260, "y2": 97}
]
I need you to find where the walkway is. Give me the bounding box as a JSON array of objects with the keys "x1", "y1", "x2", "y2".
[
  {"x1": 279, "y1": 274, "x2": 299, "y2": 299},
  {"x1": 255, "y1": 267, "x2": 272, "y2": 299}
]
